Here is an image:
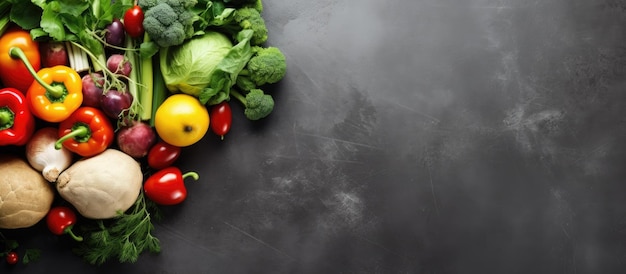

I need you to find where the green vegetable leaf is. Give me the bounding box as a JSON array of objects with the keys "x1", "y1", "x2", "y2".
[
  {"x1": 40, "y1": 4, "x2": 67, "y2": 40},
  {"x1": 60, "y1": 14, "x2": 85, "y2": 37},
  {"x1": 22, "y1": 249, "x2": 41, "y2": 264},
  {"x1": 8, "y1": 1, "x2": 42, "y2": 30},
  {"x1": 56, "y1": 0, "x2": 90, "y2": 17},
  {"x1": 30, "y1": 28, "x2": 50, "y2": 41},
  {"x1": 198, "y1": 29, "x2": 254, "y2": 105},
  {"x1": 78, "y1": 29, "x2": 104, "y2": 56}
]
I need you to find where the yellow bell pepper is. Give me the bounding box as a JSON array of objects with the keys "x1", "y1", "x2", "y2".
[
  {"x1": 27, "y1": 65, "x2": 83, "y2": 122},
  {"x1": 8, "y1": 47, "x2": 82, "y2": 123}
]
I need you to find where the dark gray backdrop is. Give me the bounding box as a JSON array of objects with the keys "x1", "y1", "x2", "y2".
[{"x1": 3, "y1": 0, "x2": 626, "y2": 273}]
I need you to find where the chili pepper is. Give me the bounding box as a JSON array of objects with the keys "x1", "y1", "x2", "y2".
[
  {"x1": 0, "y1": 88, "x2": 35, "y2": 146},
  {"x1": 46, "y1": 206, "x2": 83, "y2": 241},
  {"x1": 0, "y1": 27, "x2": 40, "y2": 93},
  {"x1": 55, "y1": 107, "x2": 114, "y2": 157},
  {"x1": 143, "y1": 167, "x2": 199, "y2": 205},
  {"x1": 8, "y1": 47, "x2": 82, "y2": 123}
]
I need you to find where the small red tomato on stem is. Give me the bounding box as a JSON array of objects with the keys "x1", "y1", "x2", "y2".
[
  {"x1": 123, "y1": 5, "x2": 145, "y2": 38},
  {"x1": 147, "y1": 141, "x2": 182, "y2": 170},
  {"x1": 144, "y1": 167, "x2": 199, "y2": 205},
  {"x1": 210, "y1": 101, "x2": 232, "y2": 139},
  {"x1": 46, "y1": 206, "x2": 83, "y2": 241},
  {"x1": 5, "y1": 251, "x2": 18, "y2": 265}
]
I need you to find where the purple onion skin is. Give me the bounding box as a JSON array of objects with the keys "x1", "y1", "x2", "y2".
[{"x1": 105, "y1": 19, "x2": 125, "y2": 48}]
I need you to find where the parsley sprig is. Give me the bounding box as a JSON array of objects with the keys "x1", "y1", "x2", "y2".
[{"x1": 74, "y1": 191, "x2": 161, "y2": 265}]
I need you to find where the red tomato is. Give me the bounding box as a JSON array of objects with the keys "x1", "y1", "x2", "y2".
[
  {"x1": 148, "y1": 141, "x2": 182, "y2": 170},
  {"x1": 123, "y1": 5, "x2": 144, "y2": 38},
  {"x1": 210, "y1": 101, "x2": 232, "y2": 139},
  {"x1": 5, "y1": 251, "x2": 18, "y2": 265}
]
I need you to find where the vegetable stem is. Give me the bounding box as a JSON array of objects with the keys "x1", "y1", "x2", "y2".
[
  {"x1": 182, "y1": 172, "x2": 200, "y2": 181},
  {"x1": 230, "y1": 89, "x2": 247, "y2": 107},
  {"x1": 139, "y1": 33, "x2": 154, "y2": 121},
  {"x1": 55, "y1": 126, "x2": 90, "y2": 150},
  {"x1": 150, "y1": 54, "x2": 167, "y2": 127},
  {"x1": 65, "y1": 227, "x2": 84, "y2": 242},
  {"x1": 0, "y1": 107, "x2": 12, "y2": 127},
  {"x1": 8, "y1": 47, "x2": 64, "y2": 97},
  {"x1": 126, "y1": 37, "x2": 142, "y2": 119},
  {"x1": 70, "y1": 42, "x2": 106, "y2": 74}
]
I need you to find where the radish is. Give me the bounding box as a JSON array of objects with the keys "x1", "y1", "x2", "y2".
[
  {"x1": 100, "y1": 88, "x2": 133, "y2": 119},
  {"x1": 106, "y1": 54, "x2": 132, "y2": 77},
  {"x1": 40, "y1": 41, "x2": 68, "y2": 67},
  {"x1": 81, "y1": 72, "x2": 105, "y2": 107},
  {"x1": 116, "y1": 121, "x2": 157, "y2": 158}
]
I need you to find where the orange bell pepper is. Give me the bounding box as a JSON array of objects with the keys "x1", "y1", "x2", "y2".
[
  {"x1": 55, "y1": 107, "x2": 114, "y2": 157},
  {"x1": 0, "y1": 27, "x2": 40, "y2": 93},
  {"x1": 9, "y1": 47, "x2": 82, "y2": 122}
]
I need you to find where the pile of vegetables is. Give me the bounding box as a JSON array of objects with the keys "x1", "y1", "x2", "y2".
[{"x1": 0, "y1": 0, "x2": 286, "y2": 265}]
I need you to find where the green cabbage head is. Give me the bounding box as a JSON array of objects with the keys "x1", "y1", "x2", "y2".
[{"x1": 160, "y1": 31, "x2": 233, "y2": 97}]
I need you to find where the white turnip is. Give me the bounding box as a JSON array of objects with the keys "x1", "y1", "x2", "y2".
[{"x1": 116, "y1": 121, "x2": 157, "y2": 158}]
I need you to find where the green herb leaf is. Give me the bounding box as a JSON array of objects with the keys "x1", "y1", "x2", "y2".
[
  {"x1": 74, "y1": 192, "x2": 161, "y2": 265},
  {"x1": 22, "y1": 249, "x2": 42, "y2": 264}
]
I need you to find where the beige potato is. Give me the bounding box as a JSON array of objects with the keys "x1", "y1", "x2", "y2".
[
  {"x1": 0, "y1": 154, "x2": 55, "y2": 229},
  {"x1": 56, "y1": 149, "x2": 143, "y2": 219}
]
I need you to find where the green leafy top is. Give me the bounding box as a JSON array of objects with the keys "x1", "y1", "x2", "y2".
[
  {"x1": 7, "y1": 0, "x2": 133, "y2": 56},
  {"x1": 73, "y1": 191, "x2": 161, "y2": 265}
]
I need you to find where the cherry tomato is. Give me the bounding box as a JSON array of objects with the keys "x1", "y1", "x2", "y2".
[
  {"x1": 5, "y1": 251, "x2": 18, "y2": 265},
  {"x1": 123, "y1": 5, "x2": 144, "y2": 38},
  {"x1": 148, "y1": 141, "x2": 182, "y2": 170},
  {"x1": 210, "y1": 101, "x2": 232, "y2": 139}
]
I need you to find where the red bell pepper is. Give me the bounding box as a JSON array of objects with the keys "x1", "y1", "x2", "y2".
[
  {"x1": 46, "y1": 206, "x2": 83, "y2": 241},
  {"x1": 143, "y1": 167, "x2": 199, "y2": 205},
  {"x1": 55, "y1": 107, "x2": 114, "y2": 157},
  {"x1": 0, "y1": 88, "x2": 35, "y2": 146}
]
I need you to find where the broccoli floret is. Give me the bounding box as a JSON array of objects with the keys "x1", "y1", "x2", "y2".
[
  {"x1": 231, "y1": 7, "x2": 267, "y2": 45},
  {"x1": 248, "y1": 46, "x2": 286, "y2": 85},
  {"x1": 236, "y1": 46, "x2": 286, "y2": 91},
  {"x1": 230, "y1": 88, "x2": 274, "y2": 120},
  {"x1": 138, "y1": 0, "x2": 198, "y2": 47}
]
